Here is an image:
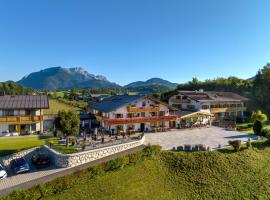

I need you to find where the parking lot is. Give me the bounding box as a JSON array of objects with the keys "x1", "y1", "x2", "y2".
[{"x1": 143, "y1": 126, "x2": 257, "y2": 150}]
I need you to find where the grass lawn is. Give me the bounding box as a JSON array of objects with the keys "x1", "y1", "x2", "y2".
[
  {"x1": 44, "y1": 99, "x2": 80, "y2": 115},
  {"x1": 0, "y1": 137, "x2": 46, "y2": 156},
  {"x1": 47, "y1": 91, "x2": 65, "y2": 98},
  {"x1": 47, "y1": 138, "x2": 78, "y2": 154},
  {"x1": 4, "y1": 141, "x2": 270, "y2": 200}
]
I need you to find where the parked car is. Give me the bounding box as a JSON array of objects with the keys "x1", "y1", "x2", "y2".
[
  {"x1": 31, "y1": 154, "x2": 51, "y2": 169},
  {"x1": 11, "y1": 158, "x2": 30, "y2": 174},
  {"x1": 0, "y1": 164, "x2": 7, "y2": 179}
]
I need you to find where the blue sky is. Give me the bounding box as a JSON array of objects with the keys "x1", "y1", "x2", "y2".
[{"x1": 0, "y1": 0, "x2": 270, "y2": 86}]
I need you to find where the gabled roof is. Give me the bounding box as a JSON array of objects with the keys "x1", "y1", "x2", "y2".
[
  {"x1": 89, "y1": 95, "x2": 177, "y2": 113},
  {"x1": 0, "y1": 95, "x2": 49, "y2": 109},
  {"x1": 89, "y1": 95, "x2": 144, "y2": 112},
  {"x1": 175, "y1": 91, "x2": 248, "y2": 102}
]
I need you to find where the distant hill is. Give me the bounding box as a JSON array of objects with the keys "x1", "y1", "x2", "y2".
[
  {"x1": 125, "y1": 78, "x2": 178, "y2": 89},
  {"x1": 125, "y1": 84, "x2": 172, "y2": 95},
  {"x1": 248, "y1": 76, "x2": 256, "y2": 81},
  {"x1": 17, "y1": 67, "x2": 121, "y2": 90},
  {"x1": 0, "y1": 81, "x2": 33, "y2": 95}
]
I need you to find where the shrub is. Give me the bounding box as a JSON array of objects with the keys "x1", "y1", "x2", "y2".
[
  {"x1": 105, "y1": 157, "x2": 125, "y2": 171},
  {"x1": 228, "y1": 140, "x2": 241, "y2": 151},
  {"x1": 253, "y1": 120, "x2": 263, "y2": 135},
  {"x1": 261, "y1": 128, "x2": 270, "y2": 137},
  {"x1": 184, "y1": 144, "x2": 192, "y2": 151},
  {"x1": 246, "y1": 140, "x2": 252, "y2": 149},
  {"x1": 143, "y1": 145, "x2": 161, "y2": 158},
  {"x1": 88, "y1": 165, "x2": 105, "y2": 177},
  {"x1": 37, "y1": 183, "x2": 53, "y2": 198},
  {"x1": 177, "y1": 146, "x2": 184, "y2": 151},
  {"x1": 128, "y1": 151, "x2": 143, "y2": 164}
]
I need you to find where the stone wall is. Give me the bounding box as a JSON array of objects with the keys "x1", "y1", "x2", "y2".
[
  {"x1": 0, "y1": 147, "x2": 39, "y2": 167},
  {"x1": 45, "y1": 136, "x2": 145, "y2": 167},
  {"x1": 0, "y1": 136, "x2": 145, "y2": 169}
]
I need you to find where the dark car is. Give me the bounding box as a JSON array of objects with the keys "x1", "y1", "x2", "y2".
[
  {"x1": 31, "y1": 154, "x2": 51, "y2": 169},
  {"x1": 11, "y1": 158, "x2": 30, "y2": 174}
]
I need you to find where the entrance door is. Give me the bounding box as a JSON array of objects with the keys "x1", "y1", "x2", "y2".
[{"x1": 140, "y1": 123, "x2": 145, "y2": 132}]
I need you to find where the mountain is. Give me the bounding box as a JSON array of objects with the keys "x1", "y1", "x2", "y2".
[
  {"x1": 125, "y1": 78, "x2": 178, "y2": 89},
  {"x1": 17, "y1": 67, "x2": 121, "y2": 90}
]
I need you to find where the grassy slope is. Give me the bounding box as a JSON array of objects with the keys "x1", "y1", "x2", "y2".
[
  {"x1": 0, "y1": 137, "x2": 46, "y2": 156},
  {"x1": 3, "y1": 141, "x2": 269, "y2": 200},
  {"x1": 47, "y1": 160, "x2": 174, "y2": 200},
  {"x1": 44, "y1": 99, "x2": 79, "y2": 115},
  {"x1": 47, "y1": 150, "x2": 270, "y2": 200}
]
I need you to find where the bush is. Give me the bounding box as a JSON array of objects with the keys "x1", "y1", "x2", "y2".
[
  {"x1": 253, "y1": 120, "x2": 263, "y2": 135},
  {"x1": 261, "y1": 128, "x2": 270, "y2": 137},
  {"x1": 143, "y1": 145, "x2": 161, "y2": 158},
  {"x1": 105, "y1": 157, "x2": 125, "y2": 171},
  {"x1": 246, "y1": 140, "x2": 252, "y2": 148},
  {"x1": 88, "y1": 165, "x2": 105, "y2": 177},
  {"x1": 228, "y1": 140, "x2": 241, "y2": 151},
  {"x1": 128, "y1": 151, "x2": 143, "y2": 164},
  {"x1": 37, "y1": 183, "x2": 54, "y2": 198}
]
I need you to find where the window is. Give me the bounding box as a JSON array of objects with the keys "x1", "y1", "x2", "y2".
[
  {"x1": 187, "y1": 105, "x2": 195, "y2": 110},
  {"x1": 150, "y1": 112, "x2": 156, "y2": 116},
  {"x1": 159, "y1": 111, "x2": 165, "y2": 116},
  {"x1": 141, "y1": 112, "x2": 145, "y2": 117},
  {"x1": 25, "y1": 110, "x2": 31, "y2": 116},
  {"x1": 142, "y1": 102, "x2": 146, "y2": 106},
  {"x1": 9, "y1": 125, "x2": 16, "y2": 132},
  {"x1": 116, "y1": 114, "x2": 123, "y2": 118},
  {"x1": 202, "y1": 105, "x2": 209, "y2": 109},
  {"x1": 176, "y1": 96, "x2": 181, "y2": 100},
  {"x1": 4, "y1": 110, "x2": 14, "y2": 116}
]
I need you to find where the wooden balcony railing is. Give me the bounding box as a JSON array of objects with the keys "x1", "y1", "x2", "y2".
[
  {"x1": 127, "y1": 105, "x2": 160, "y2": 112},
  {"x1": 210, "y1": 107, "x2": 246, "y2": 113},
  {"x1": 104, "y1": 115, "x2": 177, "y2": 125},
  {"x1": 0, "y1": 115, "x2": 43, "y2": 124}
]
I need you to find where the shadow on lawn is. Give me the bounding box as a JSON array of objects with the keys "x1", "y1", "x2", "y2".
[
  {"x1": 224, "y1": 135, "x2": 255, "y2": 140},
  {"x1": 218, "y1": 138, "x2": 270, "y2": 154}
]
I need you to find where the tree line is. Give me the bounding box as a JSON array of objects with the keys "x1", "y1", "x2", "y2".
[{"x1": 0, "y1": 81, "x2": 33, "y2": 95}]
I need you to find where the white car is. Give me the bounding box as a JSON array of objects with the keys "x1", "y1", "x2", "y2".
[{"x1": 0, "y1": 164, "x2": 7, "y2": 179}]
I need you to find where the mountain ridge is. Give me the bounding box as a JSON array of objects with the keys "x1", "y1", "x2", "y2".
[
  {"x1": 17, "y1": 66, "x2": 120, "y2": 90},
  {"x1": 17, "y1": 67, "x2": 178, "y2": 91},
  {"x1": 124, "y1": 78, "x2": 178, "y2": 89}
]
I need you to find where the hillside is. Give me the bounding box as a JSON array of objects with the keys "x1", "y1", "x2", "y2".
[
  {"x1": 17, "y1": 67, "x2": 121, "y2": 90},
  {"x1": 0, "y1": 81, "x2": 33, "y2": 95},
  {"x1": 125, "y1": 84, "x2": 173, "y2": 95},
  {"x1": 125, "y1": 78, "x2": 178, "y2": 89},
  {"x1": 4, "y1": 141, "x2": 270, "y2": 200}
]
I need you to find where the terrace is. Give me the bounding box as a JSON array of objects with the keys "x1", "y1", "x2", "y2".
[{"x1": 104, "y1": 115, "x2": 177, "y2": 125}]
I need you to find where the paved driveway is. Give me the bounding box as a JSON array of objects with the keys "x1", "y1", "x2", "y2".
[{"x1": 144, "y1": 126, "x2": 257, "y2": 150}]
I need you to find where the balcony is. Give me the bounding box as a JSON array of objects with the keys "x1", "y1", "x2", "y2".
[
  {"x1": 210, "y1": 107, "x2": 247, "y2": 113},
  {"x1": 104, "y1": 115, "x2": 177, "y2": 125},
  {"x1": 127, "y1": 105, "x2": 160, "y2": 112},
  {"x1": 0, "y1": 115, "x2": 43, "y2": 124}
]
